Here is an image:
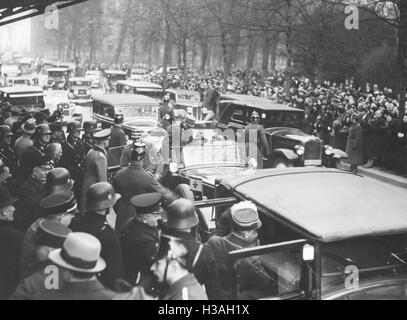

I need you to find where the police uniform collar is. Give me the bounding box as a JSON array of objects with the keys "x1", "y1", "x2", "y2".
[{"x1": 93, "y1": 145, "x2": 107, "y2": 155}]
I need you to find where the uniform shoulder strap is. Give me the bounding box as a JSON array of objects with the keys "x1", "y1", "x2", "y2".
[{"x1": 192, "y1": 244, "x2": 203, "y2": 269}]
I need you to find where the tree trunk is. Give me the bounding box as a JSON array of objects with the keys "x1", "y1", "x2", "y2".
[
  {"x1": 220, "y1": 24, "x2": 230, "y2": 78},
  {"x1": 270, "y1": 33, "x2": 278, "y2": 73},
  {"x1": 261, "y1": 32, "x2": 271, "y2": 78},
  {"x1": 246, "y1": 33, "x2": 256, "y2": 75},
  {"x1": 200, "y1": 36, "x2": 209, "y2": 71},
  {"x1": 182, "y1": 36, "x2": 187, "y2": 74},
  {"x1": 130, "y1": 34, "x2": 137, "y2": 65},
  {"x1": 162, "y1": 8, "x2": 171, "y2": 86},
  {"x1": 398, "y1": 1, "x2": 407, "y2": 121},
  {"x1": 113, "y1": 0, "x2": 132, "y2": 64}
]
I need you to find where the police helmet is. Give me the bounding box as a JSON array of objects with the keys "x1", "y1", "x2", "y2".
[
  {"x1": 0, "y1": 125, "x2": 13, "y2": 138},
  {"x1": 36, "y1": 124, "x2": 52, "y2": 136},
  {"x1": 164, "y1": 198, "x2": 199, "y2": 231},
  {"x1": 251, "y1": 111, "x2": 260, "y2": 122},
  {"x1": 67, "y1": 121, "x2": 83, "y2": 134},
  {"x1": 86, "y1": 182, "x2": 121, "y2": 212}
]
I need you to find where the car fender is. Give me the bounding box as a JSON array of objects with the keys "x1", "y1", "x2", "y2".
[
  {"x1": 331, "y1": 149, "x2": 348, "y2": 159},
  {"x1": 272, "y1": 149, "x2": 299, "y2": 161}
]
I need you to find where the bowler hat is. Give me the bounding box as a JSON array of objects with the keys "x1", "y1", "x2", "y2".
[
  {"x1": 231, "y1": 201, "x2": 262, "y2": 231},
  {"x1": 40, "y1": 191, "x2": 78, "y2": 217},
  {"x1": 34, "y1": 220, "x2": 71, "y2": 249},
  {"x1": 0, "y1": 185, "x2": 18, "y2": 208},
  {"x1": 49, "y1": 232, "x2": 106, "y2": 273}
]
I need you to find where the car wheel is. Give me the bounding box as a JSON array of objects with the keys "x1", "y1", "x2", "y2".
[
  {"x1": 273, "y1": 158, "x2": 293, "y2": 169},
  {"x1": 175, "y1": 184, "x2": 195, "y2": 201}
]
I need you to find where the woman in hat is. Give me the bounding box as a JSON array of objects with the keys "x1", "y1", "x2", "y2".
[{"x1": 0, "y1": 185, "x2": 23, "y2": 299}]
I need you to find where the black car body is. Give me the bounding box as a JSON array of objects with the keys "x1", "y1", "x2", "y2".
[
  {"x1": 68, "y1": 77, "x2": 92, "y2": 101},
  {"x1": 116, "y1": 80, "x2": 164, "y2": 102},
  {"x1": 217, "y1": 94, "x2": 347, "y2": 168},
  {"x1": 164, "y1": 89, "x2": 209, "y2": 121},
  {"x1": 195, "y1": 168, "x2": 407, "y2": 300}
]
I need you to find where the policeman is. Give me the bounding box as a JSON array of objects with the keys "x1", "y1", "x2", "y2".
[
  {"x1": 159, "y1": 95, "x2": 175, "y2": 131},
  {"x1": 160, "y1": 198, "x2": 222, "y2": 300},
  {"x1": 20, "y1": 124, "x2": 52, "y2": 182},
  {"x1": 121, "y1": 193, "x2": 163, "y2": 288},
  {"x1": 162, "y1": 114, "x2": 196, "y2": 164},
  {"x1": 150, "y1": 234, "x2": 208, "y2": 300},
  {"x1": 70, "y1": 182, "x2": 124, "y2": 290},
  {"x1": 80, "y1": 129, "x2": 111, "y2": 214},
  {"x1": 14, "y1": 119, "x2": 36, "y2": 166},
  {"x1": 61, "y1": 121, "x2": 86, "y2": 201},
  {"x1": 45, "y1": 168, "x2": 74, "y2": 195},
  {"x1": 82, "y1": 121, "x2": 100, "y2": 155},
  {"x1": 49, "y1": 121, "x2": 66, "y2": 144},
  {"x1": 0, "y1": 125, "x2": 18, "y2": 194},
  {"x1": 112, "y1": 142, "x2": 177, "y2": 231},
  {"x1": 109, "y1": 113, "x2": 127, "y2": 168},
  {"x1": 245, "y1": 111, "x2": 269, "y2": 169}
]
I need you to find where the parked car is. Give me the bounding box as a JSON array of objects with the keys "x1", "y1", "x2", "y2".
[
  {"x1": 92, "y1": 94, "x2": 160, "y2": 139},
  {"x1": 67, "y1": 77, "x2": 92, "y2": 102},
  {"x1": 217, "y1": 94, "x2": 347, "y2": 169},
  {"x1": 129, "y1": 68, "x2": 149, "y2": 81},
  {"x1": 164, "y1": 89, "x2": 210, "y2": 121},
  {"x1": 46, "y1": 67, "x2": 71, "y2": 90},
  {"x1": 195, "y1": 167, "x2": 407, "y2": 300}
]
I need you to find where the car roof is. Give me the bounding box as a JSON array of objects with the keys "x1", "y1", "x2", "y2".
[
  {"x1": 220, "y1": 94, "x2": 303, "y2": 112},
  {"x1": 0, "y1": 86, "x2": 43, "y2": 94},
  {"x1": 117, "y1": 80, "x2": 163, "y2": 90},
  {"x1": 92, "y1": 94, "x2": 159, "y2": 106},
  {"x1": 105, "y1": 70, "x2": 127, "y2": 75},
  {"x1": 219, "y1": 168, "x2": 407, "y2": 242}
]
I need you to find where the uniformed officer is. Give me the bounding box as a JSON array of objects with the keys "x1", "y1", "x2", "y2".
[
  {"x1": 49, "y1": 121, "x2": 66, "y2": 144},
  {"x1": 61, "y1": 121, "x2": 86, "y2": 201},
  {"x1": 109, "y1": 113, "x2": 127, "y2": 168},
  {"x1": 80, "y1": 129, "x2": 111, "y2": 214},
  {"x1": 70, "y1": 182, "x2": 124, "y2": 290},
  {"x1": 112, "y1": 142, "x2": 177, "y2": 231},
  {"x1": 20, "y1": 124, "x2": 52, "y2": 182},
  {"x1": 121, "y1": 193, "x2": 163, "y2": 288},
  {"x1": 0, "y1": 125, "x2": 19, "y2": 194},
  {"x1": 14, "y1": 119, "x2": 35, "y2": 166},
  {"x1": 162, "y1": 114, "x2": 196, "y2": 164},
  {"x1": 207, "y1": 201, "x2": 272, "y2": 299},
  {"x1": 245, "y1": 111, "x2": 269, "y2": 169},
  {"x1": 151, "y1": 234, "x2": 208, "y2": 300},
  {"x1": 160, "y1": 198, "x2": 222, "y2": 300},
  {"x1": 82, "y1": 121, "x2": 100, "y2": 155},
  {"x1": 159, "y1": 95, "x2": 175, "y2": 131}
]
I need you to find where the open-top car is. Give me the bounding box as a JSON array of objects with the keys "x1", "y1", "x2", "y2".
[
  {"x1": 195, "y1": 167, "x2": 407, "y2": 300},
  {"x1": 163, "y1": 139, "x2": 255, "y2": 202},
  {"x1": 217, "y1": 94, "x2": 347, "y2": 169}
]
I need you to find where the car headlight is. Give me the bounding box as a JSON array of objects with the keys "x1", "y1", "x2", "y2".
[
  {"x1": 202, "y1": 107, "x2": 208, "y2": 114},
  {"x1": 74, "y1": 90, "x2": 79, "y2": 95},
  {"x1": 325, "y1": 145, "x2": 334, "y2": 156},
  {"x1": 295, "y1": 145, "x2": 305, "y2": 156},
  {"x1": 187, "y1": 107, "x2": 193, "y2": 114},
  {"x1": 86, "y1": 90, "x2": 91, "y2": 95}
]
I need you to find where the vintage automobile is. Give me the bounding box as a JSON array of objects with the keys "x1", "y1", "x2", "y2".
[
  {"x1": 194, "y1": 168, "x2": 407, "y2": 300},
  {"x1": 163, "y1": 139, "x2": 256, "y2": 202},
  {"x1": 67, "y1": 77, "x2": 93, "y2": 102},
  {"x1": 5, "y1": 75, "x2": 39, "y2": 87},
  {"x1": 92, "y1": 94, "x2": 160, "y2": 139},
  {"x1": 164, "y1": 89, "x2": 211, "y2": 121},
  {"x1": 217, "y1": 94, "x2": 347, "y2": 169},
  {"x1": 116, "y1": 80, "x2": 164, "y2": 102},
  {"x1": 46, "y1": 67, "x2": 71, "y2": 90},
  {"x1": 18, "y1": 57, "x2": 34, "y2": 75},
  {"x1": 0, "y1": 86, "x2": 46, "y2": 125},
  {"x1": 129, "y1": 68, "x2": 149, "y2": 81}
]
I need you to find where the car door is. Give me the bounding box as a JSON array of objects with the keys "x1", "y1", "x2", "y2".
[{"x1": 229, "y1": 239, "x2": 315, "y2": 300}]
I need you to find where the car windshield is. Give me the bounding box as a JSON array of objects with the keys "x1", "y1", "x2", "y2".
[
  {"x1": 48, "y1": 71, "x2": 67, "y2": 77},
  {"x1": 182, "y1": 141, "x2": 246, "y2": 168},
  {"x1": 135, "y1": 89, "x2": 163, "y2": 100},
  {"x1": 115, "y1": 105, "x2": 158, "y2": 119},
  {"x1": 10, "y1": 96, "x2": 44, "y2": 106},
  {"x1": 70, "y1": 81, "x2": 91, "y2": 87},
  {"x1": 262, "y1": 110, "x2": 304, "y2": 128},
  {"x1": 321, "y1": 234, "x2": 407, "y2": 295},
  {"x1": 107, "y1": 74, "x2": 126, "y2": 81},
  {"x1": 177, "y1": 93, "x2": 200, "y2": 102}
]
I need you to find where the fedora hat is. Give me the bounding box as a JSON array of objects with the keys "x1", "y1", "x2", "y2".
[
  {"x1": 0, "y1": 185, "x2": 18, "y2": 208},
  {"x1": 21, "y1": 119, "x2": 37, "y2": 134},
  {"x1": 48, "y1": 233, "x2": 106, "y2": 274}
]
